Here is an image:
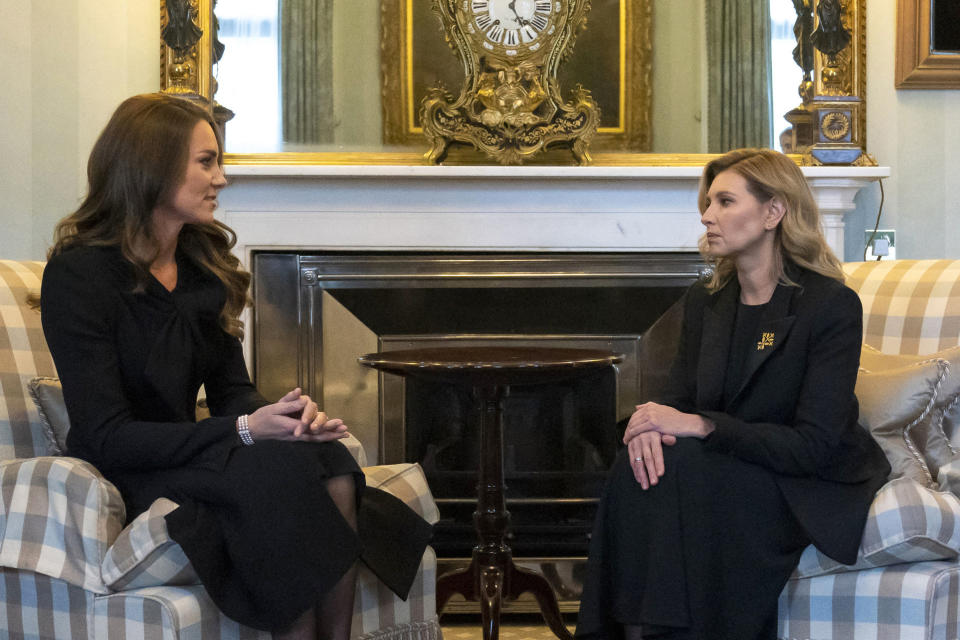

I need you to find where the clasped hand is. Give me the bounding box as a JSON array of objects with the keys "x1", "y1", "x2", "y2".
[
  {"x1": 247, "y1": 388, "x2": 349, "y2": 442},
  {"x1": 623, "y1": 402, "x2": 713, "y2": 490}
]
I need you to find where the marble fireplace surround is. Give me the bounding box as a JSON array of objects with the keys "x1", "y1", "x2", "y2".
[
  {"x1": 219, "y1": 163, "x2": 889, "y2": 261},
  {"x1": 218, "y1": 162, "x2": 889, "y2": 368}
]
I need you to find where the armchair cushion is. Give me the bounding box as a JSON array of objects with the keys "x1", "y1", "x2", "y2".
[
  {"x1": 855, "y1": 358, "x2": 947, "y2": 486},
  {"x1": 27, "y1": 376, "x2": 69, "y2": 456},
  {"x1": 860, "y1": 345, "x2": 960, "y2": 481},
  {"x1": 0, "y1": 456, "x2": 125, "y2": 593},
  {"x1": 793, "y1": 477, "x2": 960, "y2": 578}
]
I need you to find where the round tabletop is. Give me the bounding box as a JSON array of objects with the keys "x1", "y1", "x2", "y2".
[{"x1": 358, "y1": 346, "x2": 623, "y2": 385}]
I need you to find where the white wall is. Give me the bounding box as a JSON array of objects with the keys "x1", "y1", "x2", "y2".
[
  {"x1": 1, "y1": 0, "x2": 958, "y2": 261},
  {"x1": 843, "y1": 0, "x2": 960, "y2": 261},
  {"x1": 0, "y1": 0, "x2": 158, "y2": 260}
]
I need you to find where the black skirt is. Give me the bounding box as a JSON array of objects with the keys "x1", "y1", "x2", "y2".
[
  {"x1": 576, "y1": 439, "x2": 810, "y2": 640},
  {"x1": 112, "y1": 439, "x2": 433, "y2": 632}
]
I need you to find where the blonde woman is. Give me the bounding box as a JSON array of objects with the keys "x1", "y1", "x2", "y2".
[{"x1": 576, "y1": 149, "x2": 889, "y2": 640}]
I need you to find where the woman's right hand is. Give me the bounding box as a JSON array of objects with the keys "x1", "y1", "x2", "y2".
[
  {"x1": 245, "y1": 391, "x2": 349, "y2": 443},
  {"x1": 627, "y1": 431, "x2": 676, "y2": 490}
]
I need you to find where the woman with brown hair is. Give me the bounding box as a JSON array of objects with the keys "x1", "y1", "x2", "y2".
[
  {"x1": 575, "y1": 148, "x2": 890, "y2": 639},
  {"x1": 39, "y1": 93, "x2": 431, "y2": 640}
]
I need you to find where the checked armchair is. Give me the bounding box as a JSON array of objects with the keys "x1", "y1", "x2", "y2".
[{"x1": 0, "y1": 259, "x2": 441, "y2": 640}]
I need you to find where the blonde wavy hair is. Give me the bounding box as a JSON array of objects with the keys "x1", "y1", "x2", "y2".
[
  {"x1": 696, "y1": 148, "x2": 844, "y2": 292},
  {"x1": 42, "y1": 93, "x2": 251, "y2": 339}
]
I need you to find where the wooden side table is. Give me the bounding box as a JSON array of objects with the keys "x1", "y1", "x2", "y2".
[{"x1": 359, "y1": 346, "x2": 623, "y2": 640}]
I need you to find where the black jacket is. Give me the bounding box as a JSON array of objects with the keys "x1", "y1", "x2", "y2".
[{"x1": 658, "y1": 265, "x2": 890, "y2": 564}]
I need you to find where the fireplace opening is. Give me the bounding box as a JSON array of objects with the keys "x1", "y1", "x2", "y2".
[{"x1": 251, "y1": 251, "x2": 702, "y2": 610}]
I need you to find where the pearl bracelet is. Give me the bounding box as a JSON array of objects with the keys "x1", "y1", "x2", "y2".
[{"x1": 237, "y1": 414, "x2": 255, "y2": 446}]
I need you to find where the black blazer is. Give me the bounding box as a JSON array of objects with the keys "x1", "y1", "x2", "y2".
[
  {"x1": 41, "y1": 245, "x2": 265, "y2": 477},
  {"x1": 657, "y1": 264, "x2": 890, "y2": 564}
]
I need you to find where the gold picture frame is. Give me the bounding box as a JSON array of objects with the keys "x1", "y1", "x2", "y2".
[
  {"x1": 896, "y1": 0, "x2": 960, "y2": 89},
  {"x1": 380, "y1": 0, "x2": 652, "y2": 152}
]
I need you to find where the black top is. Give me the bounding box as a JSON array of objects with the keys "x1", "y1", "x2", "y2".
[{"x1": 723, "y1": 301, "x2": 768, "y2": 407}]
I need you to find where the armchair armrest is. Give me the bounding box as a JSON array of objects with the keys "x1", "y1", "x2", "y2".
[
  {"x1": 101, "y1": 497, "x2": 199, "y2": 590},
  {"x1": 0, "y1": 456, "x2": 125, "y2": 593},
  {"x1": 792, "y1": 477, "x2": 960, "y2": 578},
  {"x1": 342, "y1": 433, "x2": 368, "y2": 467},
  {"x1": 362, "y1": 463, "x2": 440, "y2": 525}
]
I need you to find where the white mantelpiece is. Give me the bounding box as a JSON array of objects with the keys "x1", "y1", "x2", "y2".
[{"x1": 217, "y1": 164, "x2": 890, "y2": 267}]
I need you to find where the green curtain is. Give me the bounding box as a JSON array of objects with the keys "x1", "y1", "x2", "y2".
[
  {"x1": 705, "y1": 0, "x2": 773, "y2": 152},
  {"x1": 281, "y1": 0, "x2": 334, "y2": 145}
]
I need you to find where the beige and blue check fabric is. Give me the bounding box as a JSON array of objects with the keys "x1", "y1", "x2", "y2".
[
  {"x1": 792, "y1": 477, "x2": 960, "y2": 578},
  {"x1": 0, "y1": 260, "x2": 55, "y2": 461},
  {"x1": 101, "y1": 498, "x2": 198, "y2": 591},
  {"x1": 0, "y1": 456, "x2": 125, "y2": 594},
  {"x1": 844, "y1": 260, "x2": 960, "y2": 355},
  {"x1": 775, "y1": 261, "x2": 960, "y2": 639},
  {"x1": 0, "y1": 260, "x2": 441, "y2": 640},
  {"x1": 779, "y1": 561, "x2": 960, "y2": 640}
]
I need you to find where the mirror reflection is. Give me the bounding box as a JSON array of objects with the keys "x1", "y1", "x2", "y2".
[{"x1": 214, "y1": 0, "x2": 804, "y2": 155}]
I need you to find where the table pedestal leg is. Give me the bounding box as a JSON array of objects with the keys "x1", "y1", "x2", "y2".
[{"x1": 435, "y1": 384, "x2": 573, "y2": 640}]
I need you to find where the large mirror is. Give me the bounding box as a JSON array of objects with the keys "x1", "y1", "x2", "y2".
[{"x1": 162, "y1": 0, "x2": 867, "y2": 163}]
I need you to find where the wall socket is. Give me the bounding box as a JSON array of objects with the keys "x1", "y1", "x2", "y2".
[{"x1": 865, "y1": 229, "x2": 896, "y2": 260}]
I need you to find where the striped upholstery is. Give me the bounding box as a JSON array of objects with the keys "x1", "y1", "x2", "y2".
[
  {"x1": 0, "y1": 260, "x2": 441, "y2": 640},
  {"x1": 778, "y1": 260, "x2": 960, "y2": 640}
]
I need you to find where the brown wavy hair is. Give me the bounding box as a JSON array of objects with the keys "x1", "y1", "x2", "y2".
[
  {"x1": 696, "y1": 148, "x2": 844, "y2": 292},
  {"x1": 44, "y1": 93, "x2": 250, "y2": 338}
]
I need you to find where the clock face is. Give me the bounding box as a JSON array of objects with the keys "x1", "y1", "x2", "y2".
[{"x1": 466, "y1": 0, "x2": 558, "y2": 56}]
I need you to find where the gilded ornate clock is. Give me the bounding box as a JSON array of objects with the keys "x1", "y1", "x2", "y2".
[{"x1": 421, "y1": 0, "x2": 600, "y2": 165}]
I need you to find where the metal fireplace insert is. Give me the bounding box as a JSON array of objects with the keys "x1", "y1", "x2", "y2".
[{"x1": 251, "y1": 252, "x2": 702, "y2": 612}]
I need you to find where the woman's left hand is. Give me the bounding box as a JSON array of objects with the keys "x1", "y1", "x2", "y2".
[
  {"x1": 623, "y1": 402, "x2": 714, "y2": 445},
  {"x1": 279, "y1": 388, "x2": 350, "y2": 441}
]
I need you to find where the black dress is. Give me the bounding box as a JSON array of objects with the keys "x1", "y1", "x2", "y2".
[
  {"x1": 576, "y1": 270, "x2": 891, "y2": 640},
  {"x1": 40, "y1": 245, "x2": 432, "y2": 631}
]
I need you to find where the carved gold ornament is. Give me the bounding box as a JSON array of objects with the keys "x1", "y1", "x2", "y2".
[
  {"x1": 420, "y1": 0, "x2": 600, "y2": 165},
  {"x1": 160, "y1": 0, "x2": 233, "y2": 132},
  {"x1": 798, "y1": 0, "x2": 871, "y2": 166},
  {"x1": 820, "y1": 111, "x2": 850, "y2": 141},
  {"x1": 161, "y1": 0, "x2": 208, "y2": 97}
]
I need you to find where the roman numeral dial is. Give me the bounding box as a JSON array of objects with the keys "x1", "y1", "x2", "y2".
[
  {"x1": 468, "y1": 0, "x2": 556, "y2": 55},
  {"x1": 424, "y1": 0, "x2": 599, "y2": 165}
]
